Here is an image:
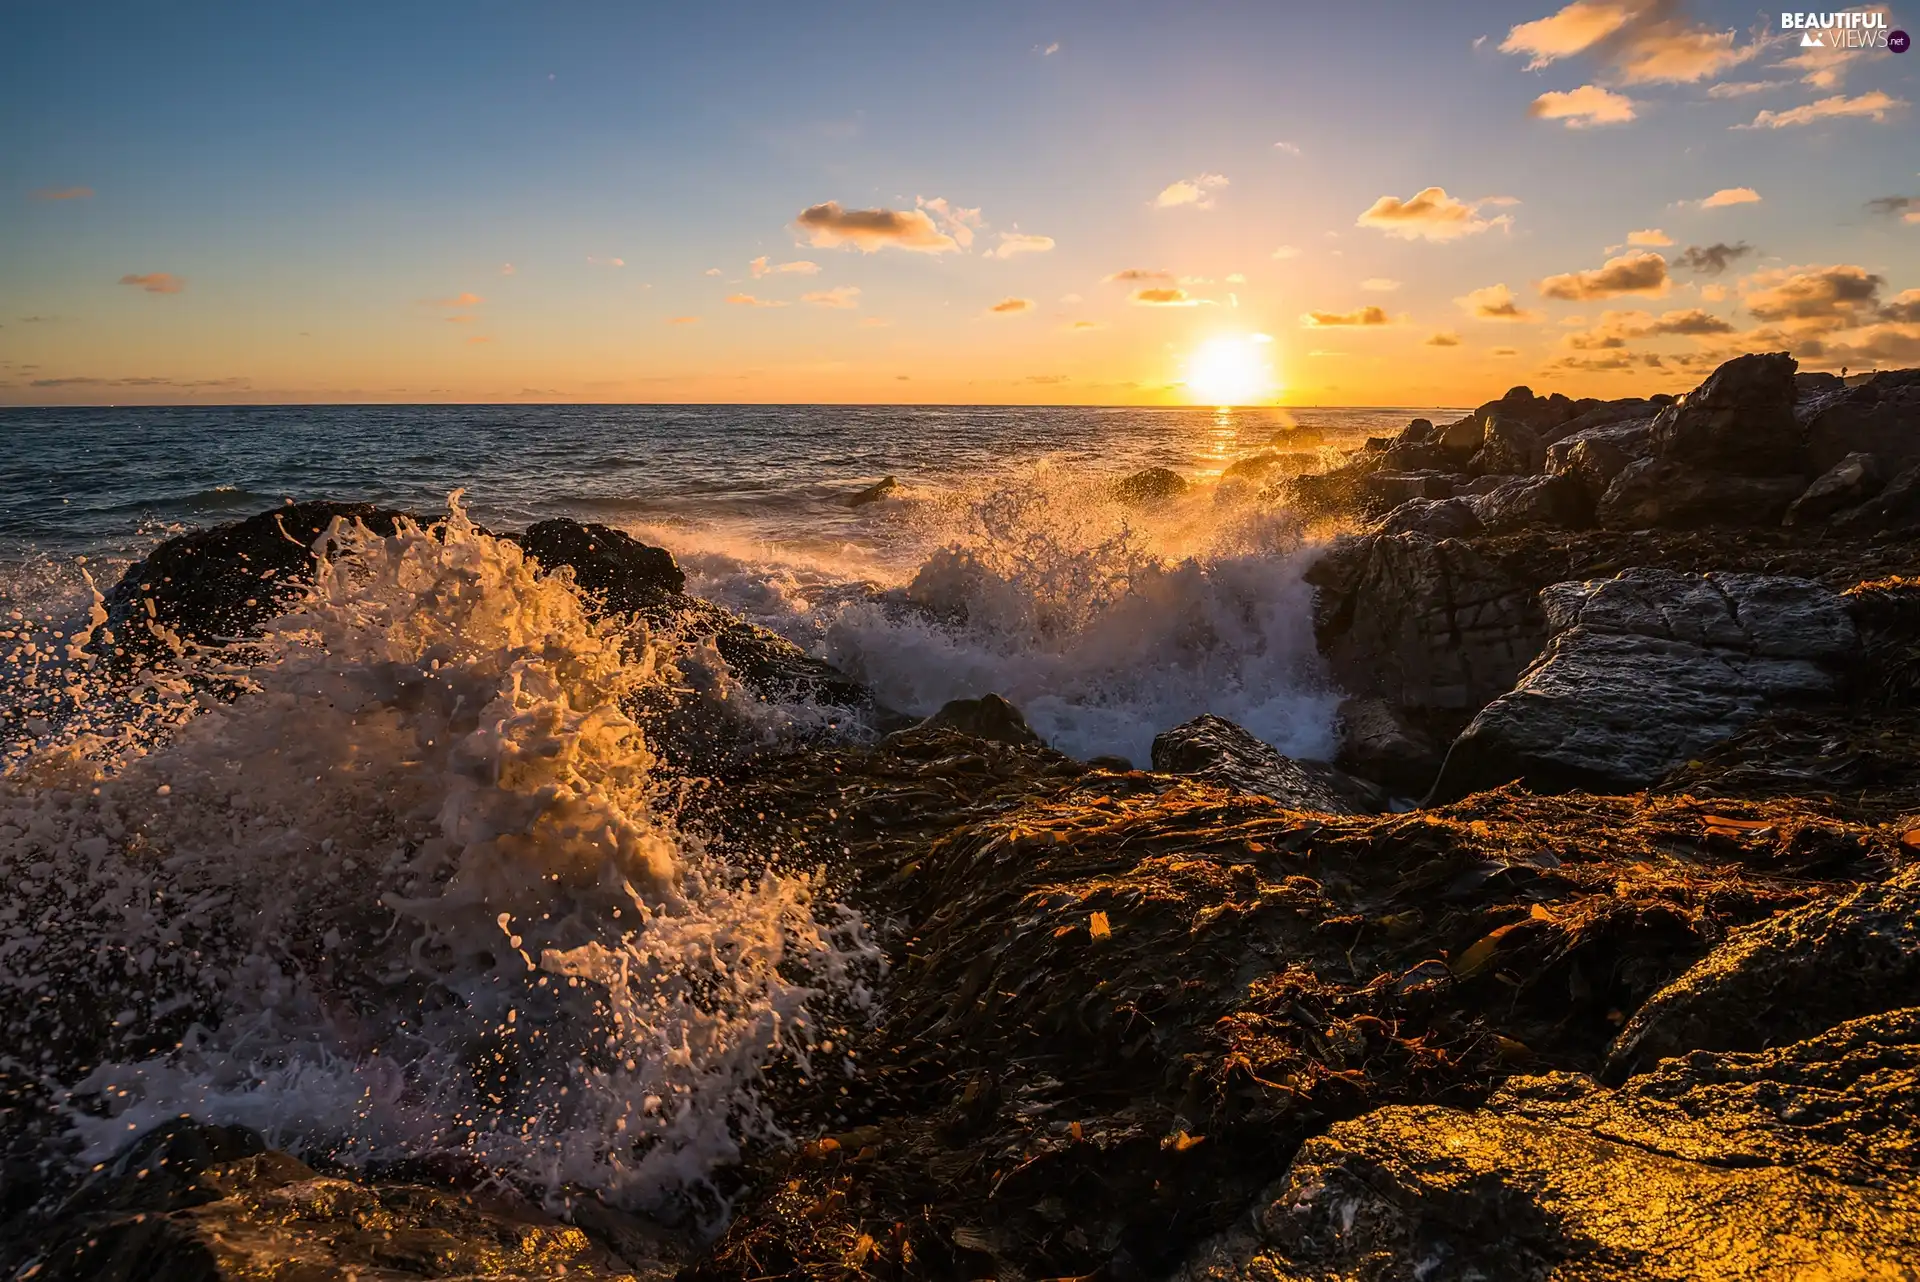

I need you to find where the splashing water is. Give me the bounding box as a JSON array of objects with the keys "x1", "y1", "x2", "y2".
[{"x1": 0, "y1": 498, "x2": 874, "y2": 1218}]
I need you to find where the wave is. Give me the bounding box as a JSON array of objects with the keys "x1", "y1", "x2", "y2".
[{"x1": 0, "y1": 498, "x2": 874, "y2": 1221}]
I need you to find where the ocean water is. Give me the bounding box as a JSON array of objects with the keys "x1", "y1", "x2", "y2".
[{"x1": 0, "y1": 402, "x2": 1453, "y2": 1217}]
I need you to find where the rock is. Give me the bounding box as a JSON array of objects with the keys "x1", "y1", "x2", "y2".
[
  {"x1": 1372, "y1": 497, "x2": 1483, "y2": 539},
  {"x1": 1396, "y1": 417, "x2": 1434, "y2": 444},
  {"x1": 1362, "y1": 468, "x2": 1456, "y2": 507},
  {"x1": 906, "y1": 693, "x2": 1043, "y2": 748},
  {"x1": 1468, "y1": 413, "x2": 1546, "y2": 476},
  {"x1": 1279, "y1": 453, "x2": 1386, "y2": 518},
  {"x1": 1538, "y1": 398, "x2": 1659, "y2": 446},
  {"x1": 1435, "y1": 414, "x2": 1485, "y2": 453},
  {"x1": 1305, "y1": 534, "x2": 1544, "y2": 727},
  {"x1": 1220, "y1": 452, "x2": 1318, "y2": 483},
  {"x1": 1650, "y1": 351, "x2": 1805, "y2": 475},
  {"x1": 1333, "y1": 696, "x2": 1442, "y2": 795},
  {"x1": 1178, "y1": 1008, "x2": 1920, "y2": 1282},
  {"x1": 1270, "y1": 424, "x2": 1326, "y2": 448},
  {"x1": 1112, "y1": 467, "x2": 1189, "y2": 506},
  {"x1": 102, "y1": 500, "x2": 412, "y2": 650},
  {"x1": 1784, "y1": 452, "x2": 1885, "y2": 526},
  {"x1": 1833, "y1": 460, "x2": 1920, "y2": 535},
  {"x1": 1606, "y1": 865, "x2": 1920, "y2": 1081},
  {"x1": 1457, "y1": 473, "x2": 1516, "y2": 497},
  {"x1": 1596, "y1": 457, "x2": 1804, "y2": 529},
  {"x1": 514, "y1": 518, "x2": 686, "y2": 611},
  {"x1": 1545, "y1": 418, "x2": 1653, "y2": 506},
  {"x1": 1364, "y1": 435, "x2": 1392, "y2": 451},
  {"x1": 7, "y1": 1120, "x2": 664, "y2": 1282},
  {"x1": 1467, "y1": 473, "x2": 1587, "y2": 533},
  {"x1": 1380, "y1": 440, "x2": 1446, "y2": 471},
  {"x1": 1432, "y1": 569, "x2": 1856, "y2": 799},
  {"x1": 845, "y1": 475, "x2": 900, "y2": 506},
  {"x1": 1802, "y1": 368, "x2": 1920, "y2": 473},
  {"x1": 1150, "y1": 714, "x2": 1381, "y2": 812},
  {"x1": 1795, "y1": 370, "x2": 1845, "y2": 398}
]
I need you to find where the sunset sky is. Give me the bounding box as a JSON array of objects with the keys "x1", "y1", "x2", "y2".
[{"x1": 3, "y1": 0, "x2": 1917, "y2": 406}]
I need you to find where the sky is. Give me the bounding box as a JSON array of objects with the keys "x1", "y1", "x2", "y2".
[{"x1": 2, "y1": 0, "x2": 1917, "y2": 407}]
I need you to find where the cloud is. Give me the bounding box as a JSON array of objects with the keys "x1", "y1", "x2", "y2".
[
  {"x1": 1743, "y1": 91, "x2": 1907, "y2": 129},
  {"x1": 750, "y1": 256, "x2": 821, "y2": 277},
  {"x1": 1677, "y1": 241, "x2": 1753, "y2": 274},
  {"x1": 1742, "y1": 263, "x2": 1883, "y2": 326},
  {"x1": 667, "y1": 316, "x2": 700, "y2": 325},
  {"x1": 1499, "y1": 1, "x2": 1761, "y2": 84},
  {"x1": 917, "y1": 196, "x2": 984, "y2": 247},
  {"x1": 118, "y1": 272, "x2": 185, "y2": 294},
  {"x1": 1155, "y1": 173, "x2": 1229, "y2": 209},
  {"x1": 704, "y1": 267, "x2": 724, "y2": 276},
  {"x1": 1227, "y1": 273, "x2": 1247, "y2": 284},
  {"x1": 1538, "y1": 250, "x2": 1669, "y2": 300},
  {"x1": 1301, "y1": 305, "x2": 1392, "y2": 327},
  {"x1": 1426, "y1": 331, "x2": 1463, "y2": 346},
  {"x1": 795, "y1": 201, "x2": 960, "y2": 253},
  {"x1": 803, "y1": 285, "x2": 861, "y2": 309},
  {"x1": 725, "y1": 293, "x2": 788, "y2": 307},
  {"x1": 1040, "y1": 41, "x2": 1060, "y2": 55},
  {"x1": 1697, "y1": 186, "x2": 1761, "y2": 208},
  {"x1": 1777, "y1": 5, "x2": 1895, "y2": 89},
  {"x1": 1271, "y1": 245, "x2": 1301, "y2": 260},
  {"x1": 1627, "y1": 228, "x2": 1673, "y2": 246},
  {"x1": 1106, "y1": 268, "x2": 1173, "y2": 283},
  {"x1": 1070, "y1": 320, "x2": 1104, "y2": 330},
  {"x1": 1700, "y1": 283, "x2": 1729, "y2": 302},
  {"x1": 1274, "y1": 141, "x2": 1302, "y2": 154},
  {"x1": 587, "y1": 256, "x2": 625, "y2": 267},
  {"x1": 426, "y1": 291, "x2": 482, "y2": 308},
  {"x1": 1865, "y1": 195, "x2": 1918, "y2": 220},
  {"x1": 31, "y1": 187, "x2": 93, "y2": 200},
  {"x1": 1876, "y1": 290, "x2": 1920, "y2": 325},
  {"x1": 1530, "y1": 84, "x2": 1638, "y2": 126},
  {"x1": 1455, "y1": 283, "x2": 1541, "y2": 321},
  {"x1": 1706, "y1": 79, "x2": 1790, "y2": 97},
  {"x1": 1361, "y1": 278, "x2": 1402, "y2": 292},
  {"x1": 1491, "y1": 347, "x2": 1522, "y2": 357},
  {"x1": 1563, "y1": 307, "x2": 1735, "y2": 348},
  {"x1": 1811, "y1": 324, "x2": 1920, "y2": 369},
  {"x1": 1131, "y1": 287, "x2": 1199, "y2": 307},
  {"x1": 28, "y1": 375, "x2": 249, "y2": 389},
  {"x1": 1499, "y1": 2, "x2": 1632, "y2": 68},
  {"x1": 988, "y1": 232, "x2": 1056, "y2": 259},
  {"x1": 1355, "y1": 187, "x2": 1512, "y2": 241},
  {"x1": 989, "y1": 297, "x2": 1034, "y2": 315}
]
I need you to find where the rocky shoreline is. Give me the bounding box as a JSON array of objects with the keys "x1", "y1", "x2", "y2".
[{"x1": 5, "y1": 351, "x2": 1919, "y2": 1280}]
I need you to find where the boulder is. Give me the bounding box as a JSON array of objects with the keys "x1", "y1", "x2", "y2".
[
  {"x1": 1467, "y1": 473, "x2": 1587, "y2": 533},
  {"x1": 1305, "y1": 534, "x2": 1545, "y2": 726},
  {"x1": 1333, "y1": 696, "x2": 1443, "y2": 795},
  {"x1": 1178, "y1": 1008, "x2": 1920, "y2": 1282},
  {"x1": 1381, "y1": 441, "x2": 1447, "y2": 472},
  {"x1": 1468, "y1": 413, "x2": 1546, "y2": 476},
  {"x1": 1372, "y1": 497, "x2": 1483, "y2": 539},
  {"x1": 1784, "y1": 452, "x2": 1885, "y2": 526},
  {"x1": 515, "y1": 517, "x2": 686, "y2": 611},
  {"x1": 1802, "y1": 367, "x2": 1920, "y2": 473},
  {"x1": 1545, "y1": 418, "x2": 1653, "y2": 506},
  {"x1": 1457, "y1": 473, "x2": 1516, "y2": 497},
  {"x1": 905, "y1": 693, "x2": 1042, "y2": 748},
  {"x1": 1596, "y1": 457, "x2": 1804, "y2": 529},
  {"x1": 1270, "y1": 424, "x2": 1326, "y2": 448},
  {"x1": 1279, "y1": 453, "x2": 1386, "y2": 518},
  {"x1": 1395, "y1": 417, "x2": 1435, "y2": 445},
  {"x1": 1431, "y1": 569, "x2": 1856, "y2": 799},
  {"x1": 1606, "y1": 864, "x2": 1920, "y2": 1081},
  {"x1": 1650, "y1": 351, "x2": 1805, "y2": 475},
  {"x1": 1832, "y1": 459, "x2": 1920, "y2": 535},
  {"x1": 1112, "y1": 467, "x2": 1189, "y2": 506},
  {"x1": 1150, "y1": 714, "x2": 1382, "y2": 813},
  {"x1": 845, "y1": 475, "x2": 900, "y2": 506},
  {"x1": 1538, "y1": 397, "x2": 1659, "y2": 446},
  {"x1": 1362, "y1": 468, "x2": 1456, "y2": 507}
]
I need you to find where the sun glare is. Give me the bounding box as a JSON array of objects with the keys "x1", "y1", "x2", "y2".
[{"x1": 1185, "y1": 333, "x2": 1277, "y2": 406}]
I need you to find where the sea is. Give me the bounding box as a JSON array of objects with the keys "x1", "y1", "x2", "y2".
[{"x1": 0, "y1": 402, "x2": 1453, "y2": 1222}]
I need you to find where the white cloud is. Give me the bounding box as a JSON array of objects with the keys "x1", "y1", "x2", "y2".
[
  {"x1": 1361, "y1": 278, "x2": 1402, "y2": 292},
  {"x1": 1356, "y1": 187, "x2": 1513, "y2": 241},
  {"x1": 1155, "y1": 173, "x2": 1229, "y2": 210},
  {"x1": 1697, "y1": 186, "x2": 1762, "y2": 208},
  {"x1": 987, "y1": 232, "x2": 1056, "y2": 259}
]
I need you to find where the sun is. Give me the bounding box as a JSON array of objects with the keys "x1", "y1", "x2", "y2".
[{"x1": 1185, "y1": 333, "x2": 1278, "y2": 406}]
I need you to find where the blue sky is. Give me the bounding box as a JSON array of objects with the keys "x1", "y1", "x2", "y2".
[{"x1": 2, "y1": 0, "x2": 1916, "y2": 404}]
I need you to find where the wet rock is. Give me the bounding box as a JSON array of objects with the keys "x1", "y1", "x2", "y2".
[
  {"x1": 1784, "y1": 451, "x2": 1885, "y2": 526},
  {"x1": 1432, "y1": 569, "x2": 1856, "y2": 799},
  {"x1": 1651, "y1": 351, "x2": 1805, "y2": 475},
  {"x1": 1395, "y1": 417, "x2": 1434, "y2": 445},
  {"x1": 1381, "y1": 440, "x2": 1446, "y2": 472},
  {"x1": 1538, "y1": 397, "x2": 1659, "y2": 446},
  {"x1": 1150, "y1": 713, "x2": 1381, "y2": 813},
  {"x1": 1467, "y1": 473, "x2": 1587, "y2": 533},
  {"x1": 907, "y1": 693, "x2": 1043, "y2": 748},
  {"x1": 1306, "y1": 533, "x2": 1544, "y2": 729},
  {"x1": 514, "y1": 517, "x2": 686, "y2": 611},
  {"x1": 1468, "y1": 413, "x2": 1546, "y2": 477},
  {"x1": 1457, "y1": 473, "x2": 1515, "y2": 497},
  {"x1": 1545, "y1": 424, "x2": 1651, "y2": 509},
  {"x1": 1179, "y1": 1008, "x2": 1920, "y2": 1282},
  {"x1": 844, "y1": 475, "x2": 900, "y2": 506},
  {"x1": 1606, "y1": 864, "x2": 1920, "y2": 1081},
  {"x1": 1362, "y1": 468, "x2": 1456, "y2": 507},
  {"x1": 102, "y1": 500, "x2": 413, "y2": 651},
  {"x1": 1280, "y1": 452, "x2": 1386, "y2": 517},
  {"x1": 1596, "y1": 457, "x2": 1804, "y2": 529},
  {"x1": 1271, "y1": 424, "x2": 1327, "y2": 448},
  {"x1": 1112, "y1": 467, "x2": 1188, "y2": 506},
  {"x1": 1372, "y1": 497, "x2": 1482, "y2": 539},
  {"x1": 1833, "y1": 459, "x2": 1920, "y2": 536},
  {"x1": 1803, "y1": 367, "x2": 1920, "y2": 473},
  {"x1": 1333, "y1": 696, "x2": 1442, "y2": 795}
]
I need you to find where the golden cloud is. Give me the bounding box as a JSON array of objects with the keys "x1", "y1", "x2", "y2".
[
  {"x1": 988, "y1": 232, "x2": 1056, "y2": 259},
  {"x1": 1154, "y1": 174, "x2": 1228, "y2": 209},
  {"x1": 803, "y1": 286, "x2": 861, "y2": 309},
  {"x1": 726, "y1": 293, "x2": 789, "y2": 307},
  {"x1": 1628, "y1": 228, "x2": 1673, "y2": 246},
  {"x1": 119, "y1": 272, "x2": 185, "y2": 295},
  {"x1": 1301, "y1": 306, "x2": 1391, "y2": 327},
  {"x1": 1499, "y1": 2, "x2": 1632, "y2": 68},
  {"x1": 1745, "y1": 90, "x2": 1907, "y2": 130},
  {"x1": 1530, "y1": 84, "x2": 1638, "y2": 126},
  {"x1": 751, "y1": 256, "x2": 820, "y2": 277},
  {"x1": 1742, "y1": 264, "x2": 1883, "y2": 326},
  {"x1": 1131, "y1": 287, "x2": 1198, "y2": 307},
  {"x1": 1106, "y1": 268, "x2": 1172, "y2": 282},
  {"x1": 1426, "y1": 331, "x2": 1463, "y2": 346},
  {"x1": 1455, "y1": 283, "x2": 1540, "y2": 321},
  {"x1": 1355, "y1": 187, "x2": 1512, "y2": 241},
  {"x1": 1563, "y1": 307, "x2": 1735, "y2": 349},
  {"x1": 989, "y1": 297, "x2": 1034, "y2": 315},
  {"x1": 795, "y1": 202, "x2": 959, "y2": 253},
  {"x1": 1698, "y1": 187, "x2": 1761, "y2": 208},
  {"x1": 1538, "y1": 251, "x2": 1669, "y2": 300}
]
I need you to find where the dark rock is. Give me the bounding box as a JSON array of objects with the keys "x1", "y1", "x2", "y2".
[
  {"x1": 845, "y1": 475, "x2": 900, "y2": 506},
  {"x1": 1221, "y1": 452, "x2": 1320, "y2": 484},
  {"x1": 908, "y1": 694, "x2": 1042, "y2": 748},
  {"x1": 1539, "y1": 398, "x2": 1658, "y2": 446},
  {"x1": 1432, "y1": 569, "x2": 1856, "y2": 799},
  {"x1": 1364, "y1": 435, "x2": 1392, "y2": 452},
  {"x1": 1467, "y1": 473, "x2": 1587, "y2": 533},
  {"x1": 1396, "y1": 417, "x2": 1434, "y2": 444},
  {"x1": 1279, "y1": 453, "x2": 1386, "y2": 518},
  {"x1": 1606, "y1": 864, "x2": 1920, "y2": 1081},
  {"x1": 1784, "y1": 452, "x2": 1885, "y2": 526},
  {"x1": 1833, "y1": 459, "x2": 1920, "y2": 535},
  {"x1": 1305, "y1": 534, "x2": 1545, "y2": 726},
  {"x1": 1596, "y1": 457, "x2": 1804, "y2": 529},
  {"x1": 1362, "y1": 468, "x2": 1456, "y2": 507},
  {"x1": 1468, "y1": 414, "x2": 1546, "y2": 476},
  {"x1": 1802, "y1": 368, "x2": 1920, "y2": 473},
  {"x1": 1545, "y1": 418, "x2": 1653, "y2": 506},
  {"x1": 1150, "y1": 714, "x2": 1381, "y2": 812},
  {"x1": 1650, "y1": 351, "x2": 1804, "y2": 475},
  {"x1": 1182, "y1": 1008, "x2": 1920, "y2": 1281},
  {"x1": 1457, "y1": 473, "x2": 1516, "y2": 497},
  {"x1": 1333, "y1": 696, "x2": 1443, "y2": 795},
  {"x1": 102, "y1": 500, "x2": 412, "y2": 650},
  {"x1": 514, "y1": 518, "x2": 686, "y2": 611},
  {"x1": 1381, "y1": 440, "x2": 1446, "y2": 472},
  {"x1": 1270, "y1": 424, "x2": 1326, "y2": 448},
  {"x1": 1372, "y1": 497, "x2": 1483, "y2": 539},
  {"x1": 1112, "y1": 467, "x2": 1188, "y2": 506}
]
